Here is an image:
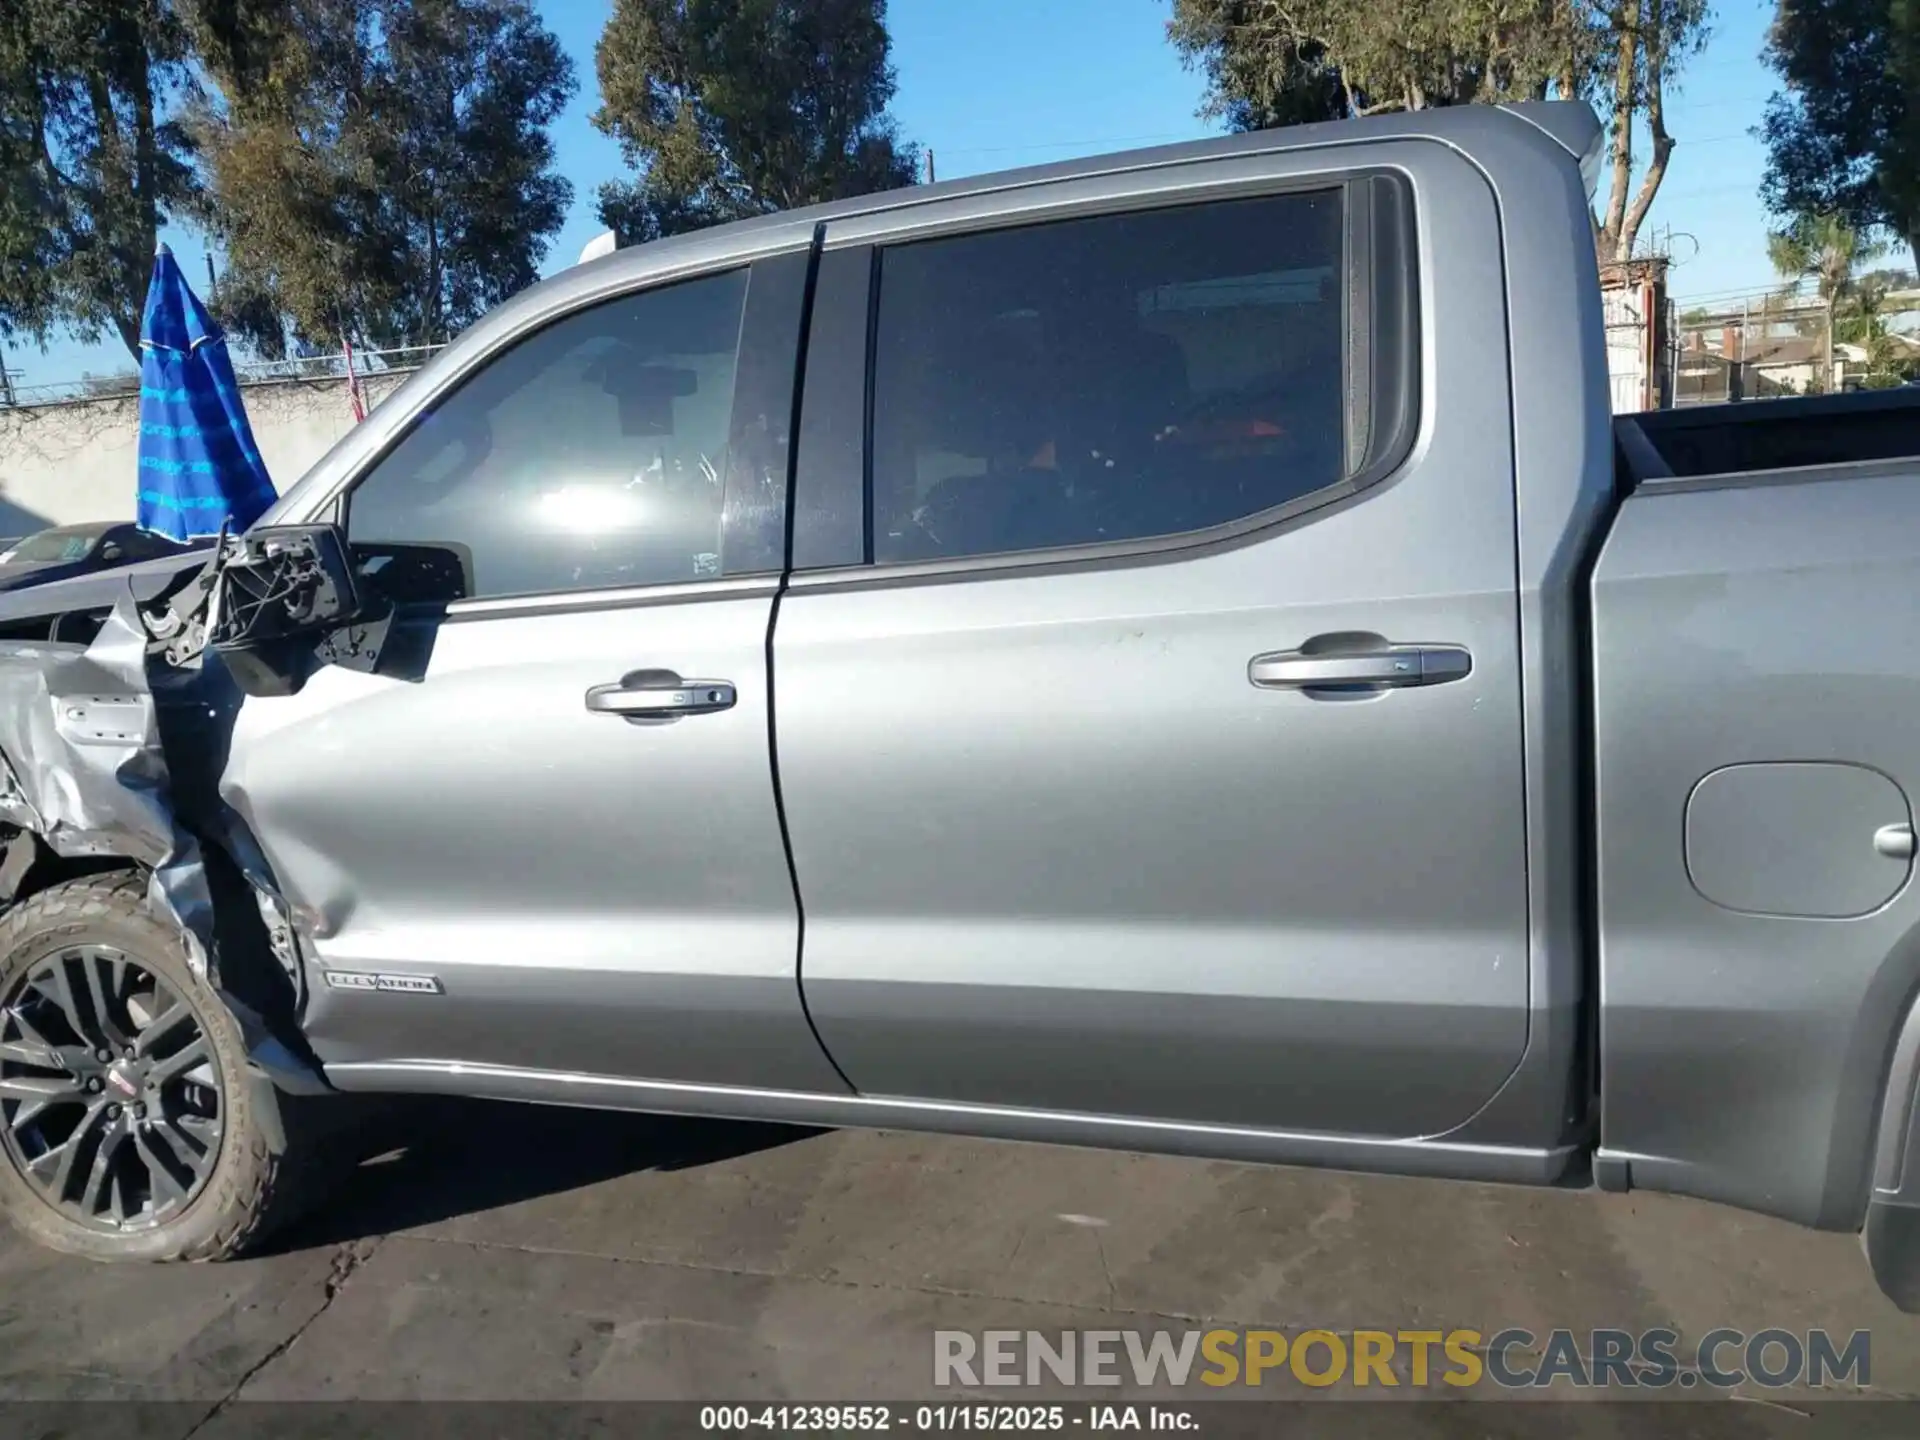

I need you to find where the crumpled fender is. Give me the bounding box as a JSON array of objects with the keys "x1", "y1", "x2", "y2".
[{"x1": 0, "y1": 571, "x2": 330, "y2": 1097}]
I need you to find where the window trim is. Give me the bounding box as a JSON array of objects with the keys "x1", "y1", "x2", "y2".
[
  {"x1": 715, "y1": 245, "x2": 815, "y2": 581},
  {"x1": 791, "y1": 247, "x2": 876, "y2": 571},
  {"x1": 428, "y1": 572, "x2": 783, "y2": 626},
  {"x1": 789, "y1": 165, "x2": 1421, "y2": 585},
  {"x1": 334, "y1": 249, "x2": 813, "y2": 615}
]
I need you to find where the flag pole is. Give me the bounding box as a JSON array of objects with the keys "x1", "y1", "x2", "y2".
[
  {"x1": 338, "y1": 305, "x2": 367, "y2": 424},
  {"x1": 343, "y1": 334, "x2": 367, "y2": 424}
]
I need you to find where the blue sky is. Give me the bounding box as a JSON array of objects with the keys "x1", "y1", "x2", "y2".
[{"x1": 18, "y1": 0, "x2": 1784, "y2": 388}]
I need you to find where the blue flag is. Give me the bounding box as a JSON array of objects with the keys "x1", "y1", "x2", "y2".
[{"x1": 136, "y1": 245, "x2": 277, "y2": 541}]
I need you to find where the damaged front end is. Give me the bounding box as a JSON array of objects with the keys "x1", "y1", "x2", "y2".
[{"x1": 0, "y1": 524, "x2": 386, "y2": 1099}]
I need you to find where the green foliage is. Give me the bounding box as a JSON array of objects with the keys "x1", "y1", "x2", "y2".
[
  {"x1": 1835, "y1": 268, "x2": 1920, "y2": 382},
  {"x1": 1166, "y1": 1, "x2": 1346, "y2": 128},
  {"x1": 592, "y1": 0, "x2": 918, "y2": 243},
  {"x1": 1767, "y1": 209, "x2": 1891, "y2": 389},
  {"x1": 1767, "y1": 210, "x2": 1888, "y2": 300},
  {"x1": 0, "y1": 0, "x2": 196, "y2": 357},
  {"x1": 1761, "y1": 0, "x2": 1920, "y2": 271},
  {"x1": 1166, "y1": 0, "x2": 1711, "y2": 264},
  {"x1": 184, "y1": 0, "x2": 575, "y2": 354},
  {"x1": 1169, "y1": 0, "x2": 1607, "y2": 120}
]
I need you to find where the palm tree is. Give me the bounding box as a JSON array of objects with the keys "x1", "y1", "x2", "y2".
[
  {"x1": 1767, "y1": 214, "x2": 1889, "y2": 393},
  {"x1": 1836, "y1": 275, "x2": 1920, "y2": 386}
]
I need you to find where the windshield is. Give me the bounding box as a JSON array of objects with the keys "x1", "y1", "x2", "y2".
[{"x1": 7, "y1": 530, "x2": 99, "y2": 563}]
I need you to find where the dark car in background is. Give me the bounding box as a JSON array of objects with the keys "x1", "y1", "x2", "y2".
[{"x1": 0, "y1": 522, "x2": 193, "y2": 593}]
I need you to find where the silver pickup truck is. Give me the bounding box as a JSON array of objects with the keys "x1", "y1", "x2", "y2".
[{"x1": 4, "y1": 98, "x2": 1920, "y2": 1309}]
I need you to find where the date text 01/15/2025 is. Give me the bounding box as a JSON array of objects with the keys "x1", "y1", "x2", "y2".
[{"x1": 699, "y1": 1405, "x2": 1197, "y2": 1431}]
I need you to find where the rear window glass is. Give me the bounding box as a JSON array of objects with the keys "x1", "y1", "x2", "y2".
[{"x1": 868, "y1": 189, "x2": 1350, "y2": 564}]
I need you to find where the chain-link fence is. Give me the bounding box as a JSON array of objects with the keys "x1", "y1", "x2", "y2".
[
  {"x1": 0, "y1": 343, "x2": 446, "y2": 409},
  {"x1": 1671, "y1": 279, "x2": 1920, "y2": 406}
]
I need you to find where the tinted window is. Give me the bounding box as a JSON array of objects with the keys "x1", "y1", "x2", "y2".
[
  {"x1": 347, "y1": 269, "x2": 749, "y2": 602},
  {"x1": 870, "y1": 190, "x2": 1349, "y2": 563},
  {"x1": 11, "y1": 530, "x2": 98, "y2": 563},
  {"x1": 113, "y1": 529, "x2": 181, "y2": 560}
]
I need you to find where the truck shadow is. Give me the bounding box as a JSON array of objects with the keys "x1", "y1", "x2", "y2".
[{"x1": 267, "y1": 1096, "x2": 822, "y2": 1251}]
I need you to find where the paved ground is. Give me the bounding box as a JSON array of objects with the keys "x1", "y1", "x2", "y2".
[{"x1": 1, "y1": 1098, "x2": 1918, "y2": 1434}]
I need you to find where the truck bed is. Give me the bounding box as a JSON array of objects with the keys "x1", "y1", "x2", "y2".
[{"x1": 1616, "y1": 385, "x2": 1920, "y2": 489}]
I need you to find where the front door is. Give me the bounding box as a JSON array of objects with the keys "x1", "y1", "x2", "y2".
[
  {"x1": 221, "y1": 253, "x2": 848, "y2": 1095},
  {"x1": 775, "y1": 144, "x2": 1529, "y2": 1138}
]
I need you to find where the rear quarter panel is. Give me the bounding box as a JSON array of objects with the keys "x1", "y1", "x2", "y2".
[{"x1": 1593, "y1": 459, "x2": 1920, "y2": 1227}]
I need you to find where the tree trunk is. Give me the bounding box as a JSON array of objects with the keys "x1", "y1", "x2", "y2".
[
  {"x1": 1827, "y1": 293, "x2": 1843, "y2": 395},
  {"x1": 1555, "y1": 0, "x2": 1583, "y2": 99},
  {"x1": 83, "y1": 69, "x2": 144, "y2": 362},
  {"x1": 1620, "y1": 0, "x2": 1674, "y2": 263},
  {"x1": 1615, "y1": 56, "x2": 1672, "y2": 261},
  {"x1": 126, "y1": 43, "x2": 161, "y2": 362},
  {"x1": 1599, "y1": 21, "x2": 1637, "y2": 255},
  {"x1": 114, "y1": 314, "x2": 143, "y2": 363},
  {"x1": 426, "y1": 212, "x2": 442, "y2": 346}
]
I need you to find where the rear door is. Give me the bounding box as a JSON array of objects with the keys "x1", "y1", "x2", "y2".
[
  {"x1": 775, "y1": 142, "x2": 1529, "y2": 1138},
  {"x1": 220, "y1": 251, "x2": 848, "y2": 1095}
]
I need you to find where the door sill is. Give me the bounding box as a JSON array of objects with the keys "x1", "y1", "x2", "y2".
[{"x1": 326, "y1": 1059, "x2": 1577, "y2": 1187}]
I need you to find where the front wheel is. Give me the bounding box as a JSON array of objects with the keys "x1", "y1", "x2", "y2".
[{"x1": 0, "y1": 873, "x2": 321, "y2": 1261}]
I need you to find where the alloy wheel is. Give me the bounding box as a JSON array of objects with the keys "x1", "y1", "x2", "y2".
[{"x1": 0, "y1": 945, "x2": 224, "y2": 1230}]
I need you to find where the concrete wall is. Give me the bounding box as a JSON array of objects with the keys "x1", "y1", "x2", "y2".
[{"x1": 0, "y1": 372, "x2": 412, "y2": 537}]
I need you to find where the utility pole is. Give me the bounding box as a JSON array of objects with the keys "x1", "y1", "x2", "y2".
[
  {"x1": 1736, "y1": 297, "x2": 1748, "y2": 402},
  {"x1": 1668, "y1": 298, "x2": 1680, "y2": 408},
  {"x1": 0, "y1": 348, "x2": 14, "y2": 407},
  {"x1": 206, "y1": 254, "x2": 217, "y2": 292},
  {"x1": 1825, "y1": 292, "x2": 1836, "y2": 395},
  {"x1": 925, "y1": 149, "x2": 935, "y2": 185}
]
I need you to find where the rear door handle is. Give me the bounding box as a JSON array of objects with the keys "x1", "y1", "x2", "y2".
[
  {"x1": 1249, "y1": 645, "x2": 1472, "y2": 690},
  {"x1": 585, "y1": 675, "x2": 736, "y2": 718}
]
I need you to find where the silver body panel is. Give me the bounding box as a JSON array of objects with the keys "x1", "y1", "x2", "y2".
[
  {"x1": 778, "y1": 139, "x2": 1531, "y2": 1138},
  {"x1": 1448, "y1": 103, "x2": 1615, "y2": 1152},
  {"x1": 1592, "y1": 467, "x2": 1920, "y2": 1228},
  {"x1": 326, "y1": 1058, "x2": 1575, "y2": 1185},
  {"x1": 220, "y1": 584, "x2": 850, "y2": 1095},
  {"x1": 1684, "y1": 762, "x2": 1910, "y2": 920},
  {"x1": 191, "y1": 99, "x2": 1920, "y2": 1228},
  {"x1": 221, "y1": 103, "x2": 1611, "y2": 1180},
  {"x1": 18, "y1": 96, "x2": 1920, "y2": 1275}
]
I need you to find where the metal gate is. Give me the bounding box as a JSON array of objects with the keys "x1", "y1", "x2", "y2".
[{"x1": 1603, "y1": 282, "x2": 1653, "y2": 413}]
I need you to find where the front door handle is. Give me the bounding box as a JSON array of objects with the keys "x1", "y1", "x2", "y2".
[
  {"x1": 1249, "y1": 645, "x2": 1472, "y2": 690},
  {"x1": 585, "y1": 673, "x2": 736, "y2": 718}
]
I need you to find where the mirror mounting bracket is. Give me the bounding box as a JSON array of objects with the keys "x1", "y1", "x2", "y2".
[{"x1": 206, "y1": 525, "x2": 372, "y2": 697}]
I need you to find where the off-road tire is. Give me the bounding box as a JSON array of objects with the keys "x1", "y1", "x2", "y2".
[{"x1": 0, "y1": 872, "x2": 325, "y2": 1261}]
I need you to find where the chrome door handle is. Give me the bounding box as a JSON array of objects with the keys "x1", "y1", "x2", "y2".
[
  {"x1": 1249, "y1": 645, "x2": 1472, "y2": 690},
  {"x1": 585, "y1": 676, "x2": 736, "y2": 717}
]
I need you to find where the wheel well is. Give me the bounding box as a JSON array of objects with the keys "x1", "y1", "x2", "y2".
[
  {"x1": 1, "y1": 827, "x2": 320, "y2": 1080},
  {"x1": 0, "y1": 829, "x2": 144, "y2": 910}
]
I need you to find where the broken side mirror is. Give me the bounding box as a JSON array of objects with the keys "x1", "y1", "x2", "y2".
[{"x1": 209, "y1": 524, "x2": 380, "y2": 697}]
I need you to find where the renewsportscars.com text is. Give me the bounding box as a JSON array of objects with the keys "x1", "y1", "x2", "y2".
[{"x1": 934, "y1": 1327, "x2": 1871, "y2": 1390}]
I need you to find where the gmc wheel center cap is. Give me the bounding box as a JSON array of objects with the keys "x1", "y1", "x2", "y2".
[{"x1": 105, "y1": 1064, "x2": 143, "y2": 1098}]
